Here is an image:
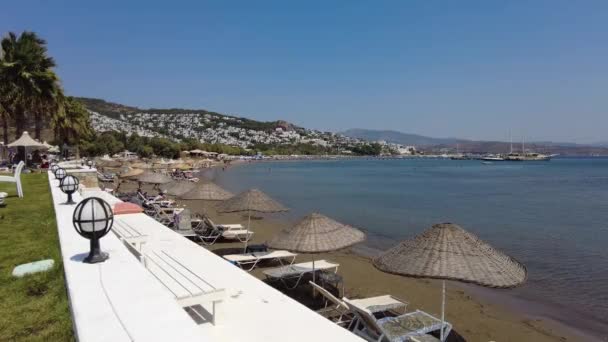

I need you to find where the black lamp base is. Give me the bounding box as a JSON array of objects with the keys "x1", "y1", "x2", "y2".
[
  {"x1": 84, "y1": 251, "x2": 108, "y2": 264},
  {"x1": 83, "y1": 238, "x2": 109, "y2": 264},
  {"x1": 63, "y1": 193, "x2": 76, "y2": 205}
]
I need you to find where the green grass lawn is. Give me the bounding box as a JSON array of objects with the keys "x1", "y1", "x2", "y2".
[{"x1": 0, "y1": 173, "x2": 74, "y2": 341}]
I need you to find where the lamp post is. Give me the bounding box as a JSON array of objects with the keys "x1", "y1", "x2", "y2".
[
  {"x1": 73, "y1": 197, "x2": 113, "y2": 263},
  {"x1": 54, "y1": 167, "x2": 67, "y2": 186},
  {"x1": 60, "y1": 175, "x2": 79, "y2": 205},
  {"x1": 87, "y1": 160, "x2": 93, "y2": 169}
]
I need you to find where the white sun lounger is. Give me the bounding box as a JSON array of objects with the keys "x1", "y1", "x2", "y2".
[
  {"x1": 223, "y1": 250, "x2": 297, "y2": 271},
  {"x1": 309, "y1": 281, "x2": 408, "y2": 328},
  {"x1": 263, "y1": 260, "x2": 339, "y2": 289},
  {"x1": 343, "y1": 297, "x2": 451, "y2": 342},
  {"x1": 203, "y1": 216, "x2": 253, "y2": 242}
]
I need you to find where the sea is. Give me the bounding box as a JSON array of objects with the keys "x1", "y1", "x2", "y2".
[{"x1": 209, "y1": 157, "x2": 608, "y2": 337}]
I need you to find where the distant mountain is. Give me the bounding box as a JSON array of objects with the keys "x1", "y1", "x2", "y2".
[
  {"x1": 342, "y1": 128, "x2": 608, "y2": 156},
  {"x1": 340, "y1": 129, "x2": 468, "y2": 146}
]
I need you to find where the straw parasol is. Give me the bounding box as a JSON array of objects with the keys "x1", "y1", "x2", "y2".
[
  {"x1": 373, "y1": 222, "x2": 527, "y2": 340},
  {"x1": 119, "y1": 168, "x2": 144, "y2": 179},
  {"x1": 179, "y1": 182, "x2": 233, "y2": 201},
  {"x1": 269, "y1": 213, "x2": 365, "y2": 291},
  {"x1": 138, "y1": 172, "x2": 172, "y2": 185},
  {"x1": 131, "y1": 162, "x2": 151, "y2": 169},
  {"x1": 174, "y1": 163, "x2": 192, "y2": 170},
  {"x1": 217, "y1": 188, "x2": 288, "y2": 251},
  {"x1": 160, "y1": 181, "x2": 196, "y2": 196},
  {"x1": 269, "y1": 213, "x2": 365, "y2": 253}
]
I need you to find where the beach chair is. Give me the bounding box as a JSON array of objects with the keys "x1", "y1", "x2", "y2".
[
  {"x1": 203, "y1": 216, "x2": 253, "y2": 242},
  {"x1": 138, "y1": 191, "x2": 175, "y2": 208},
  {"x1": 97, "y1": 171, "x2": 114, "y2": 182},
  {"x1": 308, "y1": 281, "x2": 354, "y2": 327},
  {"x1": 150, "y1": 204, "x2": 181, "y2": 226},
  {"x1": 194, "y1": 225, "x2": 224, "y2": 245},
  {"x1": 223, "y1": 250, "x2": 297, "y2": 271},
  {"x1": 263, "y1": 260, "x2": 339, "y2": 289},
  {"x1": 0, "y1": 161, "x2": 24, "y2": 198},
  {"x1": 173, "y1": 209, "x2": 200, "y2": 238},
  {"x1": 343, "y1": 297, "x2": 451, "y2": 342},
  {"x1": 309, "y1": 281, "x2": 408, "y2": 328}
]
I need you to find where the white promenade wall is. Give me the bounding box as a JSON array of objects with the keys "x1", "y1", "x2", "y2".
[{"x1": 49, "y1": 171, "x2": 362, "y2": 342}]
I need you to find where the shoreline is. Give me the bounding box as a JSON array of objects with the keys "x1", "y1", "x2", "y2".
[
  {"x1": 196, "y1": 206, "x2": 596, "y2": 342},
  {"x1": 201, "y1": 160, "x2": 607, "y2": 341},
  {"x1": 116, "y1": 163, "x2": 604, "y2": 341}
]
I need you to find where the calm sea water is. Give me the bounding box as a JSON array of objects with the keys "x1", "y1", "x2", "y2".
[{"x1": 211, "y1": 158, "x2": 608, "y2": 332}]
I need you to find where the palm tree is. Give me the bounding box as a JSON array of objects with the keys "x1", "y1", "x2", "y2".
[
  {"x1": 51, "y1": 96, "x2": 91, "y2": 158},
  {"x1": 0, "y1": 31, "x2": 60, "y2": 140}
]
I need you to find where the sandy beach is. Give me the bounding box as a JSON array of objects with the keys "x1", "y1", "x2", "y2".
[{"x1": 116, "y1": 175, "x2": 594, "y2": 342}]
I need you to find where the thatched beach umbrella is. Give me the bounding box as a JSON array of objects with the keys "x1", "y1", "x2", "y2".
[
  {"x1": 160, "y1": 181, "x2": 196, "y2": 196},
  {"x1": 138, "y1": 172, "x2": 172, "y2": 185},
  {"x1": 373, "y1": 223, "x2": 527, "y2": 340},
  {"x1": 131, "y1": 162, "x2": 151, "y2": 169},
  {"x1": 180, "y1": 182, "x2": 233, "y2": 201},
  {"x1": 269, "y1": 213, "x2": 365, "y2": 290},
  {"x1": 119, "y1": 167, "x2": 144, "y2": 179},
  {"x1": 217, "y1": 188, "x2": 288, "y2": 251}
]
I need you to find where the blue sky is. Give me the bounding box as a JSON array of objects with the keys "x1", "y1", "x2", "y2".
[{"x1": 2, "y1": 1, "x2": 607, "y2": 143}]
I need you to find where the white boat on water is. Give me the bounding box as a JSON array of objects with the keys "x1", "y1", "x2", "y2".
[
  {"x1": 481, "y1": 155, "x2": 505, "y2": 161},
  {"x1": 505, "y1": 152, "x2": 552, "y2": 161}
]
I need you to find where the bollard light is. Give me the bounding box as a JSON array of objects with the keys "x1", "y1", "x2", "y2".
[
  {"x1": 73, "y1": 197, "x2": 113, "y2": 263},
  {"x1": 50, "y1": 164, "x2": 60, "y2": 176},
  {"x1": 60, "y1": 175, "x2": 79, "y2": 205},
  {"x1": 54, "y1": 167, "x2": 67, "y2": 185}
]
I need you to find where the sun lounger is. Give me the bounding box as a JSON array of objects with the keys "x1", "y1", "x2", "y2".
[
  {"x1": 203, "y1": 216, "x2": 253, "y2": 242},
  {"x1": 148, "y1": 204, "x2": 182, "y2": 226},
  {"x1": 343, "y1": 297, "x2": 451, "y2": 342},
  {"x1": 138, "y1": 192, "x2": 175, "y2": 208},
  {"x1": 223, "y1": 250, "x2": 297, "y2": 271},
  {"x1": 97, "y1": 171, "x2": 114, "y2": 182},
  {"x1": 263, "y1": 260, "x2": 339, "y2": 289},
  {"x1": 173, "y1": 209, "x2": 200, "y2": 238},
  {"x1": 309, "y1": 281, "x2": 409, "y2": 328}
]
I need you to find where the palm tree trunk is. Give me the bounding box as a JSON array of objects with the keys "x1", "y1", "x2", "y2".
[
  {"x1": 1, "y1": 112, "x2": 8, "y2": 145},
  {"x1": 34, "y1": 111, "x2": 42, "y2": 140},
  {"x1": 14, "y1": 104, "x2": 25, "y2": 139}
]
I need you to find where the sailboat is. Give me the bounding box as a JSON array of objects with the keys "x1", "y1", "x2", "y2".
[{"x1": 505, "y1": 136, "x2": 552, "y2": 161}]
